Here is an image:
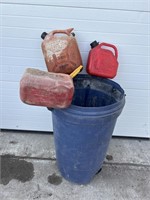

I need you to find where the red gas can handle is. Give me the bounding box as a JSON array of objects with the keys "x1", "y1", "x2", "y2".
[
  {"x1": 99, "y1": 43, "x2": 118, "y2": 59},
  {"x1": 50, "y1": 28, "x2": 74, "y2": 36}
]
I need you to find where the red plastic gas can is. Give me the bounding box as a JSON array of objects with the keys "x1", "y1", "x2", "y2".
[{"x1": 86, "y1": 41, "x2": 119, "y2": 78}]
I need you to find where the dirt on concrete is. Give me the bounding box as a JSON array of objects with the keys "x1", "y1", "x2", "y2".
[
  {"x1": 0, "y1": 154, "x2": 34, "y2": 185},
  {"x1": 47, "y1": 173, "x2": 62, "y2": 185}
]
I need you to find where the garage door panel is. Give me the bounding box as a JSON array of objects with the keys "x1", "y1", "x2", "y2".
[
  {"x1": 2, "y1": 3, "x2": 149, "y2": 23},
  {"x1": 2, "y1": 28, "x2": 149, "y2": 46},
  {"x1": 1, "y1": 3, "x2": 149, "y2": 137},
  {"x1": 2, "y1": 15, "x2": 148, "y2": 35},
  {"x1": 1, "y1": 0, "x2": 149, "y2": 12}
]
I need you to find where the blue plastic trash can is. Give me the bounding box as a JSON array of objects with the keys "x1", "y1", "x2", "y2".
[{"x1": 50, "y1": 74, "x2": 125, "y2": 184}]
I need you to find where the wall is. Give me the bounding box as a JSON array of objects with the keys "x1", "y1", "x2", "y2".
[{"x1": 0, "y1": 0, "x2": 149, "y2": 137}]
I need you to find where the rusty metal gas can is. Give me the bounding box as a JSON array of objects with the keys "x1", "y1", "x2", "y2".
[
  {"x1": 86, "y1": 41, "x2": 119, "y2": 78},
  {"x1": 41, "y1": 28, "x2": 82, "y2": 74}
]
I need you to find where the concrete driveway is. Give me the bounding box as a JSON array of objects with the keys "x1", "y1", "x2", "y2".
[{"x1": 0, "y1": 130, "x2": 150, "y2": 200}]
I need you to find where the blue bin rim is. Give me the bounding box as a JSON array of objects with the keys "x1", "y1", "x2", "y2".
[
  {"x1": 57, "y1": 98, "x2": 125, "y2": 117},
  {"x1": 73, "y1": 74, "x2": 124, "y2": 92},
  {"x1": 50, "y1": 75, "x2": 125, "y2": 117}
]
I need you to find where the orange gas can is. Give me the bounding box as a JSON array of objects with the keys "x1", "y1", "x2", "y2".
[
  {"x1": 86, "y1": 41, "x2": 119, "y2": 78},
  {"x1": 41, "y1": 28, "x2": 82, "y2": 74}
]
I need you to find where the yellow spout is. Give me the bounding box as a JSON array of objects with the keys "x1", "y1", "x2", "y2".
[{"x1": 70, "y1": 65, "x2": 83, "y2": 78}]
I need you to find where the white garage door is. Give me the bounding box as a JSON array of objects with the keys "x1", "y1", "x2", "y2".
[{"x1": 0, "y1": 0, "x2": 149, "y2": 138}]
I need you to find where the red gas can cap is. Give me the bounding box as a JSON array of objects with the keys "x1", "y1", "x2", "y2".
[{"x1": 86, "y1": 42, "x2": 119, "y2": 79}]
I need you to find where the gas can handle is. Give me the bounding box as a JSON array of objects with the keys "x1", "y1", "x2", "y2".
[
  {"x1": 99, "y1": 43, "x2": 118, "y2": 59},
  {"x1": 50, "y1": 28, "x2": 74, "y2": 36}
]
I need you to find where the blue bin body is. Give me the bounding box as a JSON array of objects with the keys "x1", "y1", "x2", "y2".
[{"x1": 51, "y1": 74, "x2": 125, "y2": 184}]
